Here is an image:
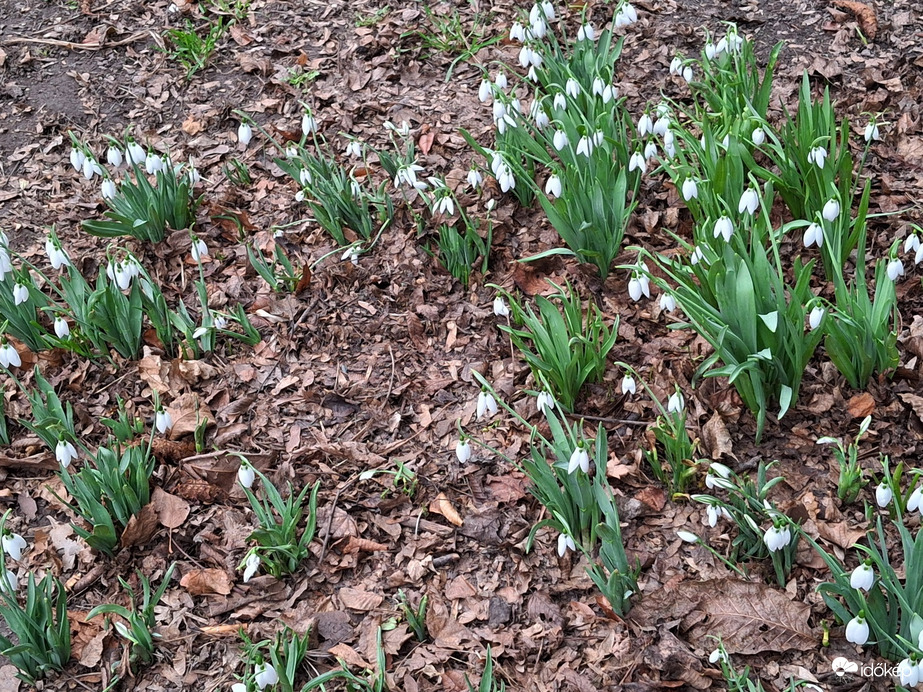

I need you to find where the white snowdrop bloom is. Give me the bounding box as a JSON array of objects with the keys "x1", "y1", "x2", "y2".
[
  {"x1": 864, "y1": 122, "x2": 881, "y2": 142},
  {"x1": 637, "y1": 113, "x2": 653, "y2": 137},
  {"x1": 659, "y1": 293, "x2": 676, "y2": 312},
  {"x1": 191, "y1": 238, "x2": 209, "y2": 262},
  {"x1": 493, "y1": 296, "x2": 510, "y2": 317},
  {"x1": 808, "y1": 306, "x2": 825, "y2": 331},
  {"x1": 534, "y1": 107, "x2": 550, "y2": 128},
  {"x1": 908, "y1": 487, "x2": 923, "y2": 512},
  {"x1": 106, "y1": 146, "x2": 123, "y2": 167},
  {"x1": 530, "y1": 17, "x2": 546, "y2": 38},
  {"x1": 12, "y1": 283, "x2": 29, "y2": 306},
  {"x1": 255, "y1": 661, "x2": 279, "y2": 689},
  {"x1": 1, "y1": 533, "x2": 27, "y2": 561},
  {"x1": 536, "y1": 391, "x2": 555, "y2": 414},
  {"x1": 0, "y1": 570, "x2": 17, "y2": 594},
  {"x1": 653, "y1": 116, "x2": 670, "y2": 137},
  {"x1": 690, "y1": 246, "x2": 706, "y2": 265},
  {"x1": 601, "y1": 84, "x2": 617, "y2": 103},
  {"x1": 101, "y1": 178, "x2": 117, "y2": 200},
  {"x1": 345, "y1": 141, "x2": 362, "y2": 158},
  {"x1": 552, "y1": 130, "x2": 569, "y2": 151},
  {"x1": 644, "y1": 141, "x2": 658, "y2": 160},
  {"x1": 545, "y1": 174, "x2": 562, "y2": 198},
  {"x1": 845, "y1": 614, "x2": 869, "y2": 645},
  {"x1": 669, "y1": 56, "x2": 682, "y2": 75},
  {"x1": 557, "y1": 533, "x2": 576, "y2": 557},
  {"x1": 82, "y1": 156, "x2": 97, "y2": 180},
  {"x1": 0, "y1": 341, "x2": 21, "y2": 369},
  {"x1": 709, "y1": 648, "x2": 727, "y2": 664},
  {"x1": 621, "y1": 375, "x2": 636, "y2": 395},
  {"x1": 518, "y1": 45, "x2": 533, "y2": 68},
  {"x1": 887, "y1": 259, "x2": 904, "y2": 282},
  {"x1": 903, "y1": 234, "x2": 920, "y2": 255},
  {"x1": 237, "y1": 122, "x2": 253, "y2": 146},
  {"x1": 713, "y1": 216, "x2": 734, "y2": 242},
  {"x1": 876, "y1": 482, "x2": 892, "y2": 507},
  {"x1": 677, "y1": 531, "x2": 699, "y2": 543},
  {"x1": 435, "y1": 195, "x2": 455, "y2": 216},
  {"x1": 738, "y1": 187, "x2": 759, "y2": 215},
  {"x1": 704, "y1": 42, "x2": 717, "y2": 60},
  {"x1": 54, "y1": 317, "x2": 70, "y2": 339},
  {"x1": 763, "y1": 524, "x2": 791, "y2": 552},
  {"x1": 592, "y1": 77, "x2": 605, "y2": 96},
  {"x1": 527, "y1": 66, "x2": 539, "y2": 82},
  {"x1": 509, "y1": 22, "x2": 526, "y2": 42},
  {"x1": 897, "y1": 658, "x2": 919, "y2": 687},
  {"x1": 705, "y1": 463, "x2": 733, "y2": 490},
  {"x1": 806, "y1": 146, "x2": 828, "y2": 169},
  {"x1": 455, "y1": 439, "x2": 471, "y2": 463},
  {"x1": 55, "y1": 440, "x2": 78, "y2": 468},
  {"x1": 553, "y1": 93, "x2": 566, "y2": 111},
  {"x1": 466, "y1": 169, "x2": 483, "y2": 189},
  {"x1": 476, "y1": 391, "x2": 498, "y2": 420},
  {"x1": 145, "y1": 152, "x2": 162, "y2": 175},
  {"x1": 705, "y1": 504, "x2": 731, "y2": 527},
  {"x1": 127, "y1": 141, "x2": 145, "y2": 165},
  {"x1": 822, "y1": 199, "x2": 840, "y2": 221},
  {"x1": 243, "y1": 553, "x2": 261, "y2": 583},
  {"x1": 565, "y1": 78, "x2": 580, "y2": 99},
  {"x1": 301, "y1": 112, "x2": 317, "y2": 135},
  {"x1": 576, "y1": 136, "x2": 593, "y2": 157},
  {"x1": 751, "y1": 127, "x2": 765, "y2": 146},
  {"x1": 681, "y1": 179, "x2": 698, "y2": 201},
  {"x1": 849, "y1": 563, "x2": 875, "y2": 591},
  {"x1": 494, "y1": 71, "x2": 508, "y2": 90},
  {"x1": 70, "y1": 147, "x2": 86, "y2": 172},
  {"x1": 541, "y1": 1, "x2": 555, "y2": 19},
  {"x1": 155, "y1": 408, "x2": 173, "y2": 434},
  {"x1": 803, "y1": 222, "x2": 824, "y2": 249},
  {"x1": 628, "y1": 277, "x2": 644, "y2": 302},
  {"x1": 628, "y1": 151, "x2": 646, "y2": 173},
  {"x1": 667, "y1": 391, "x2": 684, "y2": 413},
  {"x1": 478, "y1": 79, "x2": 492, "y2": 103},
  {"x1": 682, "y1": 65, "x2": 693, "y2": 82},
  {"x1": 492, "y1": 100, "x2": 507, "y2": 123},
  {"x1": 567, "y1": 445, "x2": 590, "y2": 474},
  {"x1": 916, "y1": 244, "x2": 923, "y2": 266},
  {"x1": 0, "y1": 249, "x2": 11, "y2": 281}
]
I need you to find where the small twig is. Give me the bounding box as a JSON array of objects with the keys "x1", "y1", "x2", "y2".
[
  {"x1": 566, "y1": 412, "x2": 650, "y2": 426},
  {"x1": 2, "y1": 31, "x2": 148, "y2": 50}
]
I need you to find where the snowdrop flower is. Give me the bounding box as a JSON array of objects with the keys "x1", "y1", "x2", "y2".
[
  {"x1": 897, "y1": 658, "x2": 919, "y2": 687},
  {"x1": 126, "y1": 140, "x2": 145, "y2": 165},
  {"x1": 751, "y1": 127, "x2": 765, "y2": 146},
  {"x1": 455, "y1": 439, "x2": 472, "y2": 463},
  {"x1": 45, "y1": 237, "x2": 70, "y2": 270},
  {"x1": 577, "y1": 24, "x2": 596, "y2": 41},
  {"x1": 637, "y1": 113, "x2": 653, "y2": 137},
  {"x1": 565, "y1": 78, "x2": 580, "y2": 99},
  {"x1": 903, "y1": 234, "x2": 920, "y2": 255},
  {"x1": 1, "y1": 570, "x2": 17, "y2": 594},
  {"x1": 669, "y1": 56, "x2": 682, "y2": 76},
  {"x1": 864, "y1": 121, "x2": 881, "y2": 142},
  {"x1": 876, "y1": 482, "x2": 892, "y2": 507},
  {"x1": 552, "y1": 93, "x2": 567, "y2": 112},
  {"x1": 530, "y1": 17, "x2": 547, "y2": 38},
  {"x1": 614, "y1": 2, "x2": 638, "y2": 28},
  {"x1": 667, "y1": 391, "x2": 684, "y2": 413},
  {"x1": 243, "y1": 553, "x2": 261, "y2": 583},
  {"x1": 145, "y1": 152, "x2": 163, "y2": 175},
  {"x1": 708, "y1": 648, "x2": 727, "y2": 664},
  {"x1": 601, "y1": 84, "x2": 617, "y2": 103},
  {"x1": 518, "y1": 45, "x2": 534, "y2": 68},
  {"x1": 435, "y1": 195, "x2": 455, "y2": 216},
  {"x1": 567, "y1": 443, "x2": 590, "y2": 475},
  {"x1": 705, "y1": 463, "x2": 733, "y2": 490},
  {"x1": 557, "y1": 533, "x2": 576, "y2": 557},
  {"x1": 344, "y1": 141, "x2": 362, "y2": 158},
  {"x1": 466, "y1": 169, "x2": 483, "y2": 189},
  {"x1": 237, "y1": 122, "x2": 253, "y2": 147},
  {"x1": 476, "y1": 391, "x2": 498, "y2": 420},
  {"x1": 713, "y1": 216, "x2": 734, "y2": 242},
  {"x1": 106, "y1": 146, "x2": 123, "y2": 168},
  {"x1": 808, "y1": 306, "x2": 825, "y2": 331},
  {"x1": 704, "y1": 42, "x2": 717, "y2": 60},
  {"x1": 653, "y1": 115, "x2": 670, "y2": 137},
  {"x1": 237, "y1": 462, "x2": 255, "y2": 489},
  {"x1": 658, "y1": 293, "x2": 676, "y2": 313},
  {"x1": 191, "y1": 237, "x2": 208, "y2": 262},
  {"x1": 70, "y1": 147, "x2": 86, "y2": 172},
  {"x1": 494, "y1": 71, "x2": 508, "y2": 90},
  {"x1": 592, "y1": 77, "x2": 605, "y2": 97},
  {"x1": 628, "y1": 151, "x2": 646, "y2": 173},
  {"x1": 394, "y1": 163, "x2": 425, "y2": 189},
  {"x1": 493, "y1": 296, "x2": 510, "y2": 317},
  {"x1": 738, "y1": 187, "x2": 759, "y2": 215},
  {"x1": 155, "y1": 407, "x2": 173, "y2": 434},
  {"x1": 627, "y1": 275, "x2": 649, "y2": 302},
  {"x1": 552, "y1": 130, "x2": 568, "y2": 151},
  {"x1": 677, "y1": 531, "x2": 699, "y2": 543},
  {"x1": 621, "y1": 375, "x2": 636, "y2": 395},
  {"x1": 534, "y1": 107, "x2": 550, "y2": 128},
  {"x1": 887, "y1": 258, "x2": 904, "y2": 282},
  {"x1": 807, "y1": 146, "x2": 827, "y2": 169},
  {"x1": 681, "y1": 65, "x2": 693, "y2": 83},
  {"x1": 0, "y1": 341, "x2": 21, "y2": 369},
  {"x1": 56, "y1": 439, "x2": 78, "y2": 468},
  {"x1": 509, "y1": 22, "x2": 526, "y2": 42},
  {"x1": 101, "y1": 178, "x2": 117, "y2": 200},
  {"x1": 681, "y1": 179, "x2": 698, "y2": 201},
  {"x1": 536, "y1": 391, "x2": 555, "y2": 414},
  {"x1": 576, "y1": 136, "x2": 594, "y2": 157},
  {"x1": 916, "y1": 244, "x2": 923, "y2": 266},
  {"x1": 1, "y1": 533, "x2": 27, "y2": 562},
  {"x1": 763, "y1": 524, "x2": 791, "y2": 552},
  {"x1": 478, "y1": 79, "x2": 492, "y2": 102},
  {"x1": 0, "y1": 249, "x2": 11, "y2": 281},
  {"x1": 497, "y1": 165, "x2": 515, "y2": 193},
  {"x1": 644, "y1": 141, "x2": 657, "y2": 160},
  {"x1": 302, "y1": 112, "x2": 317, "y2": 135},
  {"x1": 846, "y1": 613, "x2": 869, "y2": 645},
  {"x1": 492, "y1": 100, "x2": 507, "y2": 123},
  {"x1": 545, "y1": 174, "x2": 562, "y2": 198},
  {"x1": 850, "y1": 562, "x2": 874, "y2": 591},
  {"x1": 54, "y1": 317, "x2": 70, "y2": 339},
  {"x1": 822, "y1": 199, "x2": 840, "y2": 222},
  {"x1": 12, "y1": 282, "x2": 28, "y2": 306},
  {"x1": 909, "y1": 487, "x2": 923, "y2": 512},
  {"x1": 690, "y1": 246, "x2": 706, "y2": 265},
  {"x1": 705, "y1": 504, "x2": 732, "y2": 527},
  {"x1": 803, "y1": 222, "x2": 823, "y2": 249}
]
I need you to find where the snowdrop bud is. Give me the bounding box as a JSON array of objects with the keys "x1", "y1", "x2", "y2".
[
  {"x1": 803, "y1": 222, "x2": 823, "y2": 248},
  {"x1": 493, "y1": 296, "x2": 510, "y2": 317},
  {"x1": 681, "y1": 179, "x2": 698, "y2": 201},
  {"x1": 669, "y1": 57, "x2": 682, "y2": 75},
  {"x1": 628, "y1": 277, "x2": 644, "y2": 302},
  {"x1": 682, "y1": 65, "x2": 693, "y2": 82},
  {"x1": 713, "y1": 216, "x2": 734, "y2": 242},
  {"x1": 567, "y1": 444, "x2": 590, "y2": 474},
  {"x1": 592, "y1": 77, "x2": 604, "y2": 97},
  {"x1": 887, "y1": 258, "x2": 904, "y2": 282},
  {"x1": 621, "y1": 375, "x2": 636, "y2": 395},
  {"x1": 106, "y1": 146, "x2": 123, "y2": 167},
  {"x1": 677, "y1": 531, "x2": 699, "y2": 543},
  {"x1": 545, "y1": 174, "x2": 562, "y2": 198},
  {"x1": 82, "y1": 156, "x2": 96, "y2": 180},
  {"x1": 478, "y1": 79, "x2": 492, "y2": 103},
  {"x1": 243, "y1": 553, "x2": 260, "y2": 583},
  {"x1": 552, "y1": 130, "x2": 568, "y2": 151},
  {"x1": 637, "y1": 113, "x2": 653, "y2": 137},
  {"x1": 667, "y1": 391, "x2": 684, "y2": 413},
  {"x1": 237, "y1": 122, "x2": 253, "y2": 147},
  {"x1": 846, "y1": 614, "x2": 869, "y2": 645},
  {"x1": 659, "y1": 293, "x2": 676, "y2": 312},
  {"x1": 1, "y1": 533, "x2": 27, "y2": 561},
  {"x1": 155, "y1": 408, "x2": 173, "y2": 434},
  {"x1": 822, "y1": 199, "x2": 840, "y2": 221},
  {"x1": 808, "y1": 306, "x2": 825, "y2": 331},
  {"x1": 849, "y1": 562, "x2": 875, "y2": 591},
  {"x1": 751, "y1": 127, "x2": 765, "y2": 146},
  {"x1": 54, "y1": 317, "x2": 70, "y2": 339},
  {"x1": 876, "y1": 482, "x2": 892, "y2": 507},
  {"x1": 864, "y1": 122, "x2": 881, "y2": 142},
  {"x1": 455, "y1": 439, "x2": 472, "y2": 463},
  {"x1": 302, "y1": 112, "x2": 317, "y2": 135},
  {"x1": 738, "y1": 187, "x2": 759, "y2": 215}
]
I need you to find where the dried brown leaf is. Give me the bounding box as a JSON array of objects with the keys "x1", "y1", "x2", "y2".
[
  {"x1": 429, "y1": 492, "x2": 463, "y2": 527},
  {"x1": 846, "y1": 392, "x2": 875, "y2": 418},
  {"x1": 701, "y1": 411, "x2": 733, "y2": 460},
  {"x1": 180, "y1": 568, "x2": 233, "y2": 596},
  {"x1": 899, "y1": 393, "x2": 923, "y2": 425},
  {"x1": 831, "y1": 0, "x2": 877, "y2": 39},
  {"x1": 151, "y1": 487, "x2": 191, "y2": 529},
  {"x1": 341, "y1": 536, "x2": 390, "y2": 553},
  {"x1": 120, "y1": 503, "x2": 160, "y2": 548},
  {"x1": 338, "y1": 587, "x2": 383, "y2": 611}
]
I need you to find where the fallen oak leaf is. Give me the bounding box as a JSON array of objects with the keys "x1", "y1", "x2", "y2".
[
  {"x1": 151, "y1": 487, "x2": 190, "y2": 529},
  {"x1": 180, "y1": 568, "x2": 233, "y2": 596}
]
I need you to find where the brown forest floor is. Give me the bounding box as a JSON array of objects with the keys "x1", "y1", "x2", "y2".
[{"x1": 1, "y1": 0, "x2": 923, "y2": 690}]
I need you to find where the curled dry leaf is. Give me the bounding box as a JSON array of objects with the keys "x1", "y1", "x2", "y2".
[
  {"x1": 180, "y1": 568, "x2": 233, "y2": 596},
  {"x1": 831, "y1": 0, "x2": 877, "y2": 39},
  {"x1": 846, "y1": 392, "x2": 875, "y2": 419},
  {"x1": 429, "y1": 492, "x2": 463, "y2": 527},
  {"x1": 701, "y1": 411, "x2": 733, "y2": 460}
]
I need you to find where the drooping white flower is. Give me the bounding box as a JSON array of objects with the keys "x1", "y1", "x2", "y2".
[
  {"x1": 887, "y1": 259, "x2": 905, "y2": 282},
  {"x1": 751, "y1": 127, "x2": 765, "y2": 146},
  {"x1": 713, "y1": 216, "x2": 734, "y2": 242},
  {"x1": 576, "y1": 23, "x2": 595, "y2": 41},
  {"x1": 705, "y1": 463, "x2": 733, "y2": 490},
  {"x1": 0, "y1": 570, "x2": 18, "y2": 594},
  {"x1": 822, "y1": 199, "x2": 840, "y2": 221},
  {"x1": 876, "y1": 482, "x2": 892, "y2": 507},
  {"x1": 644, "y1": 141, "x2": 658, "y2": 160},
  {"x1": 903, "y1": 234, "x2": 920, "y2": 255},
  {"x1": 763, "y1": 524, "x2": 791, "y2": 552},
  {"x1": 1, "y1": 533, "x2": 27, "y2": 561},
  {"x1": 637, "y1": 113, "x2": 653, "y2": 137},
  {"x1": 478, "y1": 79, "x2": 492, "y2": 103},
  {"x1": 0, "y1": 341, "x2": 21, "y2": 369},
  {"x1": 54, "y1": 317, "x2": 70, "y2": 339},
  {"x1": 101, "y1": 178, "x2": 117, "y2": 200},
  {"x1": 667, "y1": 391, "x2": 684, "y2": 413},
  {"x1": 302, "y1": 112, "x2": 317, "y2": 135},
  {"x1": 567, "y1": 444, "x2": 590, "y2": 474},
  {"x1": 677, "y1": 531, "x2": 699, "y2": 544},
  {"x1": 455, "y1": 438, "x2": 472, "y2": 463},
  {"x1": 565, "y1": 78, "x2": 580, "y2": 99},
  {"x1": 70, "y1": 147, "x2": 86, "y2": 172},
  {"x1": 628, "y1": 151, "x2": 646, "y2": 173},
  {"x1": 704, "y1": 42, "x2": 717, "y2": 60},
  {"x1": 849, "y1": 562, "x2": 875, "y2": 591},
  {"x1": 493, "y1": 296, "x2": 510, "y2": 317},
  {"x1": 552, "y1": 130, "x2": 568, "y2": 151},
  {"x1": 464, "y1": 169, "x2": 483, "y2": 190},
  {"x1": 345, "y1": 141, "x2": 362, "y2": 158},
  {"x1": 536, "y1": 391, "x2": 555, "y2": 414},
  {"x1": 238, "y1": 463, "x2": 255, "y2": 489},
  {"x1": 681, "y1": 179, "x2": 698, "y2": 201},
  {"x1": 12, "y1": 282, "x2": 29, "y2": 305},
  {"x1": 681, "y1": 65, "x2": 693, "y2": 82},
  {"x1": 803, "y1": 222, "x2": 824, "y2": 248},
  {"x1": 545, "y1": 174, "x2": 562, "y2": 198},
  {"x1": 806, "y1": 146, "x2": 827, "y2": 169},
  {"x1": 897, "y1": 658, "x2": 919, "y2": 687},
  {"x1": 621, "y1": 375, "x2": 636, "y2": 395},
  {"x1": 864, "y1": 122, "x2": 881, "y2": 143},
  {"x1": 476, "y1": 391, "x2": 498, "y2": 420},
  {"x1": 509, "y1": 22, "x2": 526, "y2": 42},
  {"x1": 845, "y1": 614, "x2": 869, "y2": 645},
  {"x1": 705, "y1": 504, "x2": 731, "y2": 527},
  {"x1": 908, "y1": 487, "x2": 923, "y2": 512},
  {"x1": 808, "y1": 306, "x2": 825, "y2": 331},
  {"x1": 557, "y1": 533, "x2": 576, "y2": 557},
  {"x1": 659, "y1": 293, "x2": 676, "y2": 312},
  {"x1": 155, "y1": 408, "x2": 173, "y2": 434},
  {"x1": 576, "y1": 136, "x2": 593, "y2": 158},
  {"x1": 145, "y1": 152, "x2": 163, "y2": 175},
  {"x1": 191, "y1": 238, "x2": 209, "y2": 262},
  {"x1": 690, "y1": 246, "x2": 706, "y2": 265},
  {"x1": 237, "y1": 122, "x2": 253, "y2": 147},
  {"x1": 738, "y1": 187, "x2": 760, "y2": 215},
  {"x1": 243, "y1": 553, "x2": 261, "y2": 583},
  {"x1": 494, "y1": 71, "x2": 508, "y2": 90},
  {"x1": 435, "y1": 195, "x2": 455, "y2": 216},
  {"x1": 126, "y1": 141, "x2": 145, "y2": 165},
  {"x1": 669, "y1": 56, "x2": 682, "y2": 76},
  {"x1": 55, "y1": 439, "x2": 78, "y2": 468},
  {"x1": 627, "y1": 277, "x2": 644, "y2": 302},
  {"x1": 106, "y1": 146, "x2": 123, "y2": 168}
]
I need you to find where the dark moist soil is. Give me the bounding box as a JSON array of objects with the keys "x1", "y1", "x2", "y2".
[{"x1": 1, "y1": 0, "x2": 923, "y2": 690}]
